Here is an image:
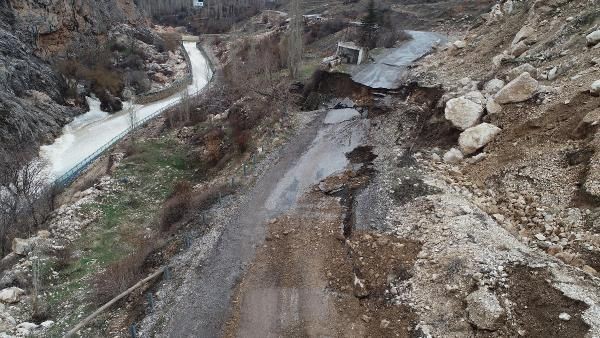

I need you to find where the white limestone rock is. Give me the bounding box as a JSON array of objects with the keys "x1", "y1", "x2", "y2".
[
  {"x1": 484, "y1": 79, "x2": 505, "y2": 95},
  {"x1": 506, "y1": 63, "x2": 537, "y2": 81},
  {"x1": 459, "y1": 123, "x2": 502, "y2": 155},
  {"x1": 443, "y1": 148, "x2": 464, "y2": 164},
  {"x1": 0, "y1": 287, "x2": 25, "y2": 304},
  {"x1": 586, "y1": 30, "x2": 600, "y2": 46},
  {"x1": 445, "y1": 97, "x2": 484, "y2": 130},
  {"x1": 495, "y1": 72, "x2": 539, "y2": 104},
  {"x1": 591, "y1": 80, "x2": 600, "y2": 95},
  {"x1": 466, "y1": 288, "x2": 505, "y2": 330},
  {"x1": 486, "y1": 98, "x2": 502, "y2": 115}
]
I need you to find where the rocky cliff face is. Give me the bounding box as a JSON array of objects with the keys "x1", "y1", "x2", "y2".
[{"x1": 0, "y1": 0, "x2": 145, "y2": 161}]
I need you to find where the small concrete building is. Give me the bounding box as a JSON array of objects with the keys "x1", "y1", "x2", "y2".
[
  {"x1": 336, "y1": 42, "x2": 367, "y2": 65},
  {"x1": 193, "y1": 0, "x2": 204, "y2": 8}
]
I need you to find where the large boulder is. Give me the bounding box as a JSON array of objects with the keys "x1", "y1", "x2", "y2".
[
  {"x1": 443, "y1": 148, "x2": 464, "y2": 164},
  {"x1": 98, "y1": 90, "x2": 123, "y2": 113},
  {"x1": 464, "y1": 91, "x2": 485, "y2": 105},
  {"x1": 11, "y1": 238, "x2": 32, "y2": 256},
  {"x1": 511, "y1": 41, "x2": 529, "y2": 57},
  {"x1": 486, "y1": 98, "x2": 502, "y2": 115},
  {"x1": 483, "y1": 79, "x2": 505, "y2": 95},
  {"x1": 445, "y1": 97, "x2": 484, "y2": 130},
  {"x1": 0, "y1": 308, "x2": 16, "y2": 332},
  {"x1": 587, "y1": 30, "x2": 600, "y2": 46},
  {"x1": 494, "y1": 72, "x2": 539, "y2": 104},
  {"x1": 512, "y1": 25, "x2": 535, "y2": 47},
  {"x1": 0, "y1": 287, "x2": 25, "y2": 304},
  {"x1": 459, "y1": 123, "x2": 502, "y2": 155},
  {"x1": 573, "y1": 108, "x2": 600, "y2": 138},
  {"x1": 466, "y1": 288, "x2": 505, "y2": 330},
  {"x1": 584, "y1": 144, "x2": 600, "y2": 198},
  {"x1": 506, "y1": 63, "x2": 537, "y2": 81},
  {"x1": 591, "y1": 80, "x2": 600, "y2": 96}
]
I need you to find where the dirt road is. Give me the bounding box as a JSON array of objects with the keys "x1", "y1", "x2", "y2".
[{"x1": 161, "y1": 109, "x2": 370, "y2": 337}]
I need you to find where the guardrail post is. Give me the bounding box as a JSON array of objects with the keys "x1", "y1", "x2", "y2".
[
  {"x1": 243, "y1": 164, "x2": 247, "y2": 176},
  {"x1": 130, "y1": 323, "x2": 137, "y2": 338},
  {"x1": 146, "y1": 293, "x2": 154, "y2": 314}
]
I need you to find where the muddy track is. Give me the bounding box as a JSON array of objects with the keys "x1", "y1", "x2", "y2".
[{"x1": 164, "y1": 110, "x2": 368, "y2": 337}]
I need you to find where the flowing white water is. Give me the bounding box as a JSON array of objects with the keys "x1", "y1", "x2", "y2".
[{"x1": 39, "y1": 41, "x2": 212, "y2": 180}]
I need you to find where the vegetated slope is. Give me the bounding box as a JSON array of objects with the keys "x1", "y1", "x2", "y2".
[{"x1": 0, "y1": 0, "x2": 144, "y2": 160}]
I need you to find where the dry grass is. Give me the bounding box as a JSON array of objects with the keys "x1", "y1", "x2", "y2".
[
  {"x1": 159, "y1": 181, "x2": 193, "y2": 232},
  {"x1": 92, "y1": 241, "x2": 157, "y2": 305}
]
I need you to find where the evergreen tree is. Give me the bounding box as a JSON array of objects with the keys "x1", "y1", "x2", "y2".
[{"x1": 360, "y1": 0, "x2": 378, "y2": 49}]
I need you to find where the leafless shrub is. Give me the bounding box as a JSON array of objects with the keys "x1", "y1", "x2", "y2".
[
  {"x1": 93, "y1": 243, "x2": 155, "y2": 305},
  {"x1": 158, "y1": 32, "x2": 182, "y2": 52},
  {"x1": 159, "y1": 180, "x2": 193, "y2": 232},
  {"x1": 190, "y1": 183, "x2": 235, "y2": 210},
  {"x1": 53, "y1": 246, "x2": 74, "y2": 271},
  {"x1": 0, "y1": 153, "x2": 55, "y2": 255}
]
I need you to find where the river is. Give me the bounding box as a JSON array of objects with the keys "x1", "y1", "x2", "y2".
[{"x1": 39, "y1": 41, "x2": 212, "y2": 180}]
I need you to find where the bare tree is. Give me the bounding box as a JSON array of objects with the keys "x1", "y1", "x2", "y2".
[
  {"x1": 0, "y1": 153, "x2": 53, "y2": 255},
  {"x1": 288, "y1": 0, "x2": 303, "y2": 80}
]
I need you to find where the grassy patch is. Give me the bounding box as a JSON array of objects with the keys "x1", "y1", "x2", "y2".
[{"x1": 45, "y1": 136, "x2": 195, "y2": 335}]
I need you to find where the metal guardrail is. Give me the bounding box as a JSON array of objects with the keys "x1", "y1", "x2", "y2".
[{"x1": 53, "y1": 43, "x2": 214, "y2": 188}]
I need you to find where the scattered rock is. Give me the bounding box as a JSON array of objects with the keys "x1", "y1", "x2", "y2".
[
  {"x1": 511, "y1": 41, "x2": 529, "y2": 57},
  {"x1": 453, "y1": 40, "x2": 467, "y2": 49},
  {"x1": 503, "y1": 0, "x2": 514, "y2": 14},
  {"x1": 512, "y1": 25, "x2": 535, "y2": 47},
  {"x1": 11, "y1": 238, "x2": 32, "y2": 256},
  {"x1": 40, "y1": 320, "x2": 55, "y2": 328},
  {"x1": 380, "y1": 319, "x2": 391, "y2": 328},
  {"x1": 573, "y1": 108, "x2": 600, "y2": 137},
  {"x1": 486, "y1": 98, "x2": 502, "y2": 114},
  {"x1": 535, "y1": 233, "x2": 547, "y2": 241},
  {"x1": 464, "y1": 91, "x2": 485, "y2": 105},
  {"x1": 458, "y1": 123, "x2": 502, "y2": 155},
  {"x1": 547, "y1": 66, "x2": 559, "y2": 81},
  {"x1": 494, "y1": 72, "x2": 539, "y2": 104},
  {"x1": 492, "y1": 53, "x2": 512, "y2": 68},
  {"x1": 582, "y1": 265, "x2": 598, "y2": 276},
  {"x1": 466, "y1": 288, "x2": 505, "y2": 330},
  {"x1": 444, "y1": 97, "x2": 484, "y2": 130},
  {"x1": 590, "y1": 80, "x2": 600, "y2": 96},
  {"x1": 0, "y1": 287, "x2": 24, "y2": 304},
  {"x1": 586, "y1": 30, "x2": 600, "y2": 46},
  {"x1": 558, "y1": 313, "x2": 571, "y2": 321},
  {"x1": 484, "y1": 79, "x2": 505, "y2": 95},
  {"x1": 0, "y1": 312, "x2": 16, "y2": 332},
  {"x1": 443, "y1": 148, "x2": 464, "y2": 164},
  {"x1": 466, "y1": 152, "x2": 487, "y2": 164},
  {"x1": 16, "y1": 322, "x2": 38, "y2": 331},
  {"x1": 37, "y1": 230, "x2": 50, "y2": 239},
  {"x1": 506, "y1": 63, "x2": 537, "y2": 81},
  {"x1": 353, "y1": 274, "x2": 369, "y2": 298}
]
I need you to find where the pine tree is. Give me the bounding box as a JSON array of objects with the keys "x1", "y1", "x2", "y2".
[{"x1": 360, "y1": 0, "x2": 378, "y2": 49}]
